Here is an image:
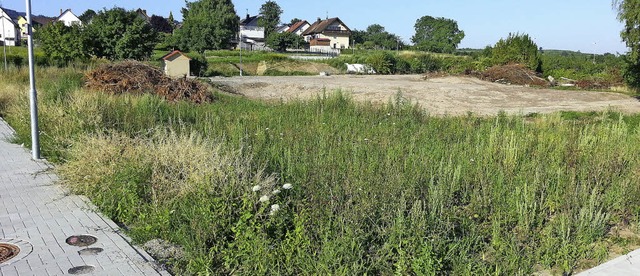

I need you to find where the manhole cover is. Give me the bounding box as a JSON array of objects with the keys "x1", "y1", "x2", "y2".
[
  {"x1": 78, "y1": 247, "x2": 104, "y2": 256},
  {"x1": 0, "y1": 243, "x2": 20, "y2": 264},
  {"x1": 66, "y1": 235, "x2": 97, "y2": 247},
  {"x1": 68, "y1": 265, "x2": 95, "y2": 274},
  {"x1": 0, "y1": 239, "x2": 33, "y2": 266}
]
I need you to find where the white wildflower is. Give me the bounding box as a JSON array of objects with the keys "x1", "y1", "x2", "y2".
[
  {"x1": 270, "y1": 204, "x2": 280, "y2": 215},
  {"x1": 252, "y1": 185, "x2": 262, "y2": 192},
  {"x1": 282, "y1": 183, "x2": 293, "y2": 190},
  {"x1": 259, "y1": 195, "x2": 270, "y2": 203},
  {"x1": 272, "y1": 189, "x2": 281, "y2": 195}
]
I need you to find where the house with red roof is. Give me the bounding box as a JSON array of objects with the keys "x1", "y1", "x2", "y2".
[
  {"x1": 286, "y1": 20, "x2": 310, "y2": 37},
  {"x1": 301, "y1": 17, "x2": 351, "y2": 50}
]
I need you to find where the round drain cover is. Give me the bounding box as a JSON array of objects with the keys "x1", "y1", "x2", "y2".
[
  {"x1": 68, "y1": 265, "x2": 95, "y2": 274},
  {"x1": 0, "y1": 243, "x2": 20, "y2": 264},
  {"x1": 66, "y1": 235, "x2": 97, "y2": 247},
  {"x1": 78, "y1": 247, "x2": 104, "y2": 256},
  {"x1": 0, "y1": 239, "x2": 33, "y2": 266}
]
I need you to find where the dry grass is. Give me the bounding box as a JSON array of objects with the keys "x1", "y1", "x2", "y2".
[{"x1": 60, "y1": 129, "x2": 276, "y2": 205}]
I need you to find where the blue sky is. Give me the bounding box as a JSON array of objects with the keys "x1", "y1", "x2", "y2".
[{"x1": 0, "y1": 0, "x2": 626, "y2": 54}]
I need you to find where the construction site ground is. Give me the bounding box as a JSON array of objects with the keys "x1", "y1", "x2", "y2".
[{"x1": 212, "y1": 74, "x2": 640, "y2": 116}]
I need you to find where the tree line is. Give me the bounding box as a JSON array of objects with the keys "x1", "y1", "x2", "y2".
[{"x1": 34, "y1": 0, "x2": 640, "y2": 91}]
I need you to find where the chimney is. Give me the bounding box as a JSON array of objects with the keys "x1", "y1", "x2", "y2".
[
  {"x1": 316, "y1": 17, "x2": 321, "y2": 22},
  {"x1": 60, "y1": 9, "x2": 63, "y2": 15}
]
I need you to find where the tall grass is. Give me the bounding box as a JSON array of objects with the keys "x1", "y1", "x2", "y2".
[{"x1": 1, "y1": 67, "x2": 640, "y2": 274}]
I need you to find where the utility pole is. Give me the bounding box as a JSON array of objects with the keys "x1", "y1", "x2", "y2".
[
  {"x1": 1, "y1": 12, "x2": 7, "y2": 70},
  {"x1": 239, "y1": 35, "x2": 243, "y2": 76},
  {"x1": 25, "y1": 0, "x2": 40, "y2": 159}
]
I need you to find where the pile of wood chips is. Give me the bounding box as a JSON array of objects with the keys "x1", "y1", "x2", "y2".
[{"x1": 85, "y1": 61, "x2": 213, "y2": 104}]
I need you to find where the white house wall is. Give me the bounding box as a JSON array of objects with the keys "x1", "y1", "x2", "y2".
[
  {"x1": 59, "y1": 12, "x2": 81, "y2": 26},
  {"x1": 0, "y1": 16, "x2": 19, "y2": 46},
  {"x1": 317, "y1": 33, "x2": 350, "y2": 49},
  {"x1": 294, "y1": 24, "x2": 310, "y2": 36},
  {"x1": 240, "y1": 26, "x2": 264, "y2": 40}
]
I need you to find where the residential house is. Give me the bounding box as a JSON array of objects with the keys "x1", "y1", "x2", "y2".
[
  {"x1": 162, "y1": 50, "x2": 191, "y2": 78},
  {"x1": 0, "y1": 7, "x2": 22, "y2": 46},
  {"x1": 17, "y1": 15, "x2": 55, "y2": 38},
  {"x1": 275, "y1": 24, "x2": 289, "y2": 33},
  {"x1": 302, "y1": 17, "x2": 351, "y2": 50},
  {"x1": 57, "y1": 9, "x2": 81, "y2": 26},
  {"x1": 239, "y1": 14, "x2": 264, "y2": 49},
  {"x1": 136, "y1": 9, "x2": 150, "y2": 22},
  {"x1": 286, "y1": 20, "x2": 310, "y2": 37}
]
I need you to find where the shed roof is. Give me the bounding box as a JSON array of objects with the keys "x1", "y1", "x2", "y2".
[{"x1": 161, "y1": 50, "x2": 191, "y2": 61}]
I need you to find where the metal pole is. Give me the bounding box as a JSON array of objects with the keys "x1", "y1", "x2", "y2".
[
  {"x1": 2, "y1": 14, "x2": 6, "y2": 70},
  {"x1": 25, "y1": 0, "x2": 39, "y2": 160},
  {"x1": 239, "y1": 35, "x2": 243, "y2": 76}
]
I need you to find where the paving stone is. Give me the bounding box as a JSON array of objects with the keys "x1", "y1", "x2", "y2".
[{"x1": 0, "y1": 117, "x2": 167, "y2": 275}]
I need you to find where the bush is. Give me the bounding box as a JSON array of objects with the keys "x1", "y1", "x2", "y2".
[
  {"x1": 491, "y1": 33, "x2": 542, "y2": 72},
  {"x1": 366, "y1": 51, "x2": 396, "y2": 74},
  {"x1": 189, "y1": 54, "x2": 209, "y2": 77}
]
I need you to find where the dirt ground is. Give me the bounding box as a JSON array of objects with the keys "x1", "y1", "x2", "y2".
[{"x1": 212, "y1": 74, "x2": 640, "y2": 116}]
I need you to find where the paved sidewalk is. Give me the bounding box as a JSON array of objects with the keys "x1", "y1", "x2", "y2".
[
  {"x1": 578, "y1": 249, "x2": 640, "y2": 275},
  {"x1": 0, "y1": 118, "x2": 168, "y2": 276}
]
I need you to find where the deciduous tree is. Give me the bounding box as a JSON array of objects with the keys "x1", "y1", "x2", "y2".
[
  {"x1": 177, "y1": 0, "x2": 239, "y2": 53},
  {"x1": 150, "y1": 15, "x2": 173, "y2": 33},
  {"x1": 79, "y1": 9, "x2": 96, "y2": 24},
  {"x1": 412, "y1": 16, "x2": 464, "y2": 53},
  {"x1": 613, "y1": 0, "x2": 640, "y2": 89},
  {"x1": 266, "y1": 32, "x2": 305, "y2": 52},
  {"x1": 37, "y1": 21, "x2": 89, "y2": 65},
  {"x1": 85, "y1": 8, "x2": 157, "y2": 60},
  {"x1": 259, "y1": 1, "x2": 282, "y2": 38}
]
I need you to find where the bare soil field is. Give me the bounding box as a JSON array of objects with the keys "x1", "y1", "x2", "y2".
[{"x1": 212, "y1": 74, "x2": 640, "y2": 116}]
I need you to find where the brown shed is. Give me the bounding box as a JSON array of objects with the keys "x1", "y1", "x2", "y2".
[{"x1": 161, "y1": 50, "x2": 191, "y2": 78}]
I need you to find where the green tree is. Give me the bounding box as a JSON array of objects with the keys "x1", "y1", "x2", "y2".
[
  {"x1": 491, "y1": 33, "x2": 542, "y2": 72},
  {"x1": 79, "y1": 9, "x2": 96, "y2": 24},
  {"x1": 352, "y1": 24, "x2": 403, "y2": 50},
  {"x1": 168, "y1": 11, "x2": 176, "y2": 29},
  {"x1": 150, "y1": 15, "x2": 173, "y2": 33},
  {"x1": 266, "y1": 32, "x2": 305, "y2": 52},
  {"x1": 365, "y1": 24, "x2": 402, "y2": 50},
  {"x1": 289, "y1": 18, "x2": 302, "y2": 25},
  {"x1": 177, "y1": 0, "x2": 239, "y2": 53},
  {"x1": 37, "y1": 21, "x2": 89, "y2": 65},
  {"x1": 614, "y1": 0, "x2": 640, "y2": 89},
  {"x1": 85, "y1": 8, "x2": 157, "y2": 60},
  {"x1": 411, "y1": 16, "x2": 464, "y2": 53},
  {"x1": 259, "y1": 1, "x2": 283, "y2": 38}
]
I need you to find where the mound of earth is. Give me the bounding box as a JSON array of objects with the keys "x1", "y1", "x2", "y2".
[
  {"x1": 480, "y1": 64, "x2": 549, "y2": 87},
  {"x1": 85, "y1": 61, "x2": 213, "y2": 104}
]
